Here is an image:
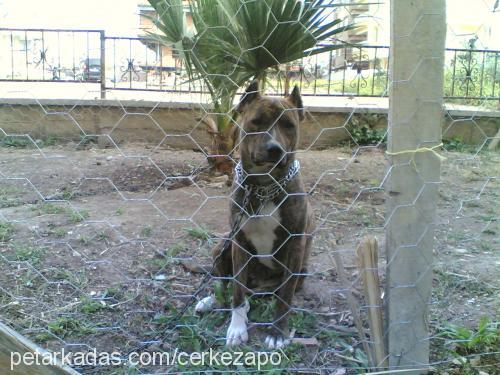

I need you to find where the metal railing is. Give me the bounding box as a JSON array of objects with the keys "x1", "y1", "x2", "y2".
[{"x1": 0, "y1": 28, "x2": 498, "y2": 101}]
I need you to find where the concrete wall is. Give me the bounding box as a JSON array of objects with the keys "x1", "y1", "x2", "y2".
[{"x1": 0, "y1": 101, "x2": 498, "y2": 150}]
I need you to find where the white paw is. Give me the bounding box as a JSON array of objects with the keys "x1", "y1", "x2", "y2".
[
  {"x1": 226, "y1": 302, "x2": 249, "y2": 347},
  {"x1": 195, "y1": 295, "x2": 217, "y2": 313},
  {"x1": 264, "y1": 335, "x2": 289, "y2": 349}
]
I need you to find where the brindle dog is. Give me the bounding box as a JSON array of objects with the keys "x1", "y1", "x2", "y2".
[{"x1": 196, "y1": 81, "x2": 315, "y2": 349}]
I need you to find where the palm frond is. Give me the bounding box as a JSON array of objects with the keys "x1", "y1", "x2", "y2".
[{"x1": 147, "y1": 0, "x2": 357, "y2": 129}]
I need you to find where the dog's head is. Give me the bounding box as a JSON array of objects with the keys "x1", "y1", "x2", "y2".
[{"x1": 237, "y1": 80, "x2": 304, "y2": 174}]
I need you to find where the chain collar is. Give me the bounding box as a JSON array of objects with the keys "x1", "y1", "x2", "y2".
[{"x1": 234, "y1": 159, "x2": 300, "y2": 203}]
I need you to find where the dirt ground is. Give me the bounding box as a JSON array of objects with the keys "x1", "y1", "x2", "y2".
[{"x1": 0, "y1": 142, "x2": 498, "y2": 374}]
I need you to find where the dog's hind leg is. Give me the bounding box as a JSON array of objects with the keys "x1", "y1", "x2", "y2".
[
  {"x1": 195, "y1": 236, "x2": 233, "y2": 313},
  {"x1": 265, "y1": 236, "x2": 306, "y2": 349}
]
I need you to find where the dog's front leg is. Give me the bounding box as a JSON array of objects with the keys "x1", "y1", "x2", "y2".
[
  {"x1": 226, "y1": 241, "x2": 250, "y2": 347},
  {"x1": 266, "y1": 237, "x2": 305, "y2": 349}
]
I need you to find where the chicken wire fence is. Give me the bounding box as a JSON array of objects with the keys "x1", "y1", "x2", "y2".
[{"x1": 0, "y1": 1, "x2": 498, "y2": 374}]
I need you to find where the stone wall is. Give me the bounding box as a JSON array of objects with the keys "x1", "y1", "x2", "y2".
[{"x1": 0, "y1": 101, "x2": 498, "y2": 150}]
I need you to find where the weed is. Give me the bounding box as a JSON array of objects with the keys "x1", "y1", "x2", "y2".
[
  {"x1": 290, "y1": 310, "x2": 318, "y2": 334},
  {"x1": 115, "y1": 207, "x2": 124, "y2": 216},
  {"x1": 103, "y1": 287, "x2": 123, "y2": 300},
  {"x1": 80, "y1": 298, "x2": 106, "y2": 314},
  {"x1": 478, "y1": 240, "x2": 492, "y2": 251},
  {"x1": 435, "y1": 317, "x2": 499, "y2": 374},
  {"x1": 345, "y1": 113, "x2": 387, "y2": 146},
  {"x1": 0, "y1": 221, "x2": 14, "y2": 243},
  {"x1": 51, "y1": 227, "x2": 67, "y2": 238},
  {"x1": 167, "y1": 242, "x2": 185, "y2": 257},
  {"x1": 47, "y1": 317, "x2": 93, "y2": 338},
  {"x1": 214, "y1": 281, "x2": 232, "y2": 306},
  {"x1": 443, "y1": 138, "x2": 478, "y2": 153},
  {"x1": 41, "y1": 136, "x2": 57, "y2": 147},
  {"x1": 141, "y1": 226, "x2": 153, "y2": 237},
  {"x1": 482, "y1": 228, "x2": 496, "y2": 235},
  {"x1": 34, "y1": 332, "x2": 55, "y2": 343},
  {"x1": 151, "y1": 257, "x2": 171, "y2": 269},
  {"x1": 97, "y1": 231, "x2": 109, "y2": 241},
  {"x1": 151, "y1": 243, "x2": 186, "y2": 269},
  {"x1": 184, "y1": 226, "x2": 212, "y2": 241},
  {"x1": 78, "y1": 236, "x2": 91, "y2": 245},
  {"x1": 1, "y1": 136, "x2": 31, "y2": 148},
  {"x1": 61, "y1": 187, "x2": 73, "y2": 200},
  {"x1": 10, "y1": 242, "x2": 45, "y2": 265},
  {"x1": 433, "y1": 268, "x2": 495, "y2": 304},
  {"x1": 31, "y1": 203, "x2": 67, "y2": 215},
  {"x1": 69, "y1": 209, "x2": 89, "y2": 223},
  {"x1": 249, "y1": 297, "x2": 276, "y2": 323},
  {"x1": 0, "y1": 187, "x2": 23, "y2": 208},
  {"x1": 49, "y1": 268, "x2": 74, "y2": 281}
]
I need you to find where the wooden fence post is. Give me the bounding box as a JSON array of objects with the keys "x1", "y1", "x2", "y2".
[
  {"x1": 0, "y1": 322, "x2": 80, "y2": 374},
  {"x1": 385, "y1": 1, "x2": 446, "y2": 373}
]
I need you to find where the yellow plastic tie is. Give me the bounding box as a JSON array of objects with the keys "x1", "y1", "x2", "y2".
[{"x1": 385, "y1": 143, "x2": 446, "y2": 161}]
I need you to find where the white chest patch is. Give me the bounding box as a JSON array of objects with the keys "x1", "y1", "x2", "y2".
[{"x1": 241, "y1": 202, "x2": 281, "y2": 269}]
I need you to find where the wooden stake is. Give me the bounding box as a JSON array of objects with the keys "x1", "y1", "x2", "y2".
[
  {"x1": 0, "y1": 321, "x2": 79, "y2": 374},
  {"x1": 330, "y1": 247, "x2": 374, "y2": 367},
  {"x1": 356, "y1": 236, "x2": 388, "y2": 369}
]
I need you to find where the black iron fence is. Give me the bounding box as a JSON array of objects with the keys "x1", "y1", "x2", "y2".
[{"x1": 0, "y1": 28, "x2": 499, "y2": 101}]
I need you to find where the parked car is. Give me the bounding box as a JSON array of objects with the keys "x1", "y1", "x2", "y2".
[{"x1": 81, "y1": 58, "x2": 101, "y2": 81}]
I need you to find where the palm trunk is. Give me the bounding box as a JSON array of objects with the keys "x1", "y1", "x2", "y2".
[
  {"x1": 210, "y1": 116, "x2": 238, "y2": 174},
  {"x1": 200, "y1": 103, "x2": 238, "y2": 175}
]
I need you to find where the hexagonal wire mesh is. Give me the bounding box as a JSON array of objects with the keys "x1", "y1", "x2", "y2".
[{"x1": 0, "y1": 0, "x2": 498, "y2": 374}]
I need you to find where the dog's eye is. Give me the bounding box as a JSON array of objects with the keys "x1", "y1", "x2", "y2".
[
  {"x1": 281, "y1": 120, "x2": 295, "y2": 129},
  {"x1": 251, "y1": 117, "x2": 263, "y2": 126}
]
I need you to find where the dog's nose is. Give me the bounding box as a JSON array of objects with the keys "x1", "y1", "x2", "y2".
[{"x1": 266, "y1": 143, "x2": 284, "y2": 161}]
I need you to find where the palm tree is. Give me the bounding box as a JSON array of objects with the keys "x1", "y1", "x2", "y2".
[{"x1": 147, "y1": 0, "x2": 355, "y2": 172}]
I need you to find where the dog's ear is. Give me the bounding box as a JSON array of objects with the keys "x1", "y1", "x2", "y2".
[
  {"x1": 237, "y1": 80, "x2": 260, "y2": 113},
  {"x1": 287, "y1": 85, "x2": 304, "y2": 121}
]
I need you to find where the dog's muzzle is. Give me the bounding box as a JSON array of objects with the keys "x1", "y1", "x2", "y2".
[{"x1": 253, "y1": 142, "x2": 287, "y2": 166}]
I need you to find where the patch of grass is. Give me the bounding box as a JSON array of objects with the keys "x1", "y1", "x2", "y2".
[
  {"x1": 351, "y1": 205, "x2": 377, "y2": 227},
  {"x1": 151, "y1": 257, "x2": 171, "y2": 269},
  {"x1": 0, "y1": 187, "x2": 23, "y2": 208},
  {"x1": 345, "y1": 113, "x2": 387, "y2": 146},
  {"x1": 31, "y1": 203, "x2": 67, "y2": 215},
  {"x1": 478, "y1": 240, "x2": 493, "y2": 251},
  {"x1": 34, "y1": 332, "x2": 55, "y2": 343},
  {"x1": 433, "y1": 268, "x2": 495, "y2": 304},
  {"x1": 214, "y1": 280, "x2": 231, "y2": 306},
  {"x1": 97, "y1": 231, "x2": 109, "y2": 241},
  {"x1": 184, "y1": 226, "x2": 212, "y2": 241},
  {"x1": 80, "y1": 298, "x2": 106, "y2": 314},
  {"x1": 141, "y1": 226, "x2": 153, "y2": 237},
  {"x1": 69, "y1": 209, "x2": 89, "y2": 223},
  {"x1": 115, "y1": 208, "x2": 124, "y2": 216},
  {"x1": 50, "y1": 227, "x2": 67, "y2": 238},
  {"x1": 482, "y1": 228, "x2": 496, "y2": 235},
  {"x1": 78, "y1": 235, "x2": 91, "y2": 245},
  {"x1": 61, "y1": 187, "x2": 73, "y2": 200},
  {"x1": 1, "y1": 136, "x2": 31, "y2": 148},
  {"x1": 290, "y1": 310, "x2": 318, "y2": 334},
  {"x1": 167, "y1": 242, "x2": 185, "y2": 257},
  {"x1": 463, "y1": 200, "x2": 482, "y2": 208},
  {"x1": 40, "y1": 136, "x2": 57, "y2": 147},
  {"x1": 9, "y1": 242, "x2": 45, "y2": 265},
  {"x1": 0, "y1": 221, "x2": 14, "y2": 242},
  {"x1": 443, "y1": 138, "x2": 478, "y2": 153},
  {"x1": 103, "y1": 287, "x2": 123, "y2": 300},
  {"x1": 48, "y1": 268, "x2": 74, "y2": 281},
  {"x1": 249, "y1": 297, "x2": 276, "y2": 323},
  {"x1": 47, "y1": 317, "x2": 94, "y2": 338},
  {"x1": 435, "y1": 317, "x2": 499, "y2": 375},
  {"x1": 151, "y1": 243, "x2": 187, "y2": 269}
]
